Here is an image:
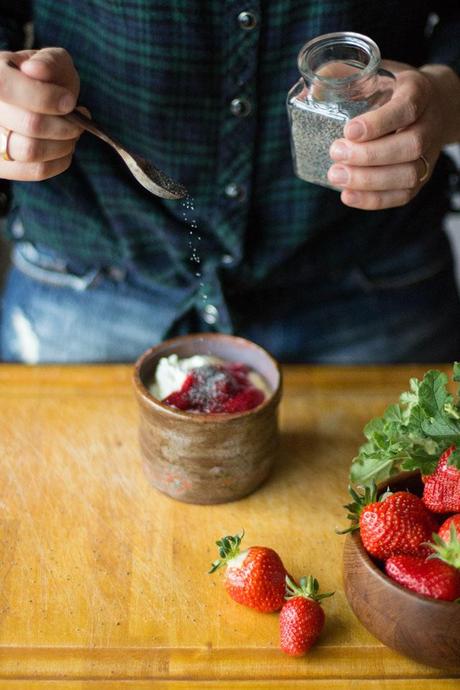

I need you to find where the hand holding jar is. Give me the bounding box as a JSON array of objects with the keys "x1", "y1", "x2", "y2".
[
  {"x1": 287, "y1": 32, "x2": 460, "y2": 211},
  {"x1": 328, "y1": 61, "x2": 460, "y2": 210}
]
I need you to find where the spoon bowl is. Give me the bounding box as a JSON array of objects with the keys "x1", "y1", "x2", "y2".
[{"x1": 65, "y1": 110, "x2": 188, "y2": 199}]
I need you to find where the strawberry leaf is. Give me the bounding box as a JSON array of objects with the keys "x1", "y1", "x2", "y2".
[
  {"x1": 285, "y1": 575, "x2": 334, "y2": 602},
  {"x1": 427, "y1": 524, "x2": 460, "y2": 570},
  {"x1": 208, "y1": 531, "x2": 244, "y2": 573}
]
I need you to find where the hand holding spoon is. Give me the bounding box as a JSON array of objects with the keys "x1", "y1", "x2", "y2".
[{"x1": 7, "y1": 59, "x2": 187, "y2": 200}]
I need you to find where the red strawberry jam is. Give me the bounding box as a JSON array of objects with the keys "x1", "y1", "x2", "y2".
[{"x1": 162, "y1": 362, "x2": 266, "y2": 413}]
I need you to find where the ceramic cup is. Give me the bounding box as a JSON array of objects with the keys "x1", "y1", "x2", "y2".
[{"x1": 133, "y1": 333, "x2": 282, "y2": 504}]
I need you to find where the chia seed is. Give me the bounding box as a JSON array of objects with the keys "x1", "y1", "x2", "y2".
[{"x1": 288, "y1": 96, "x2": 368, "y2": 188}]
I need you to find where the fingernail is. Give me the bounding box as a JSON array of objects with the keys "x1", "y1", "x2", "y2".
[
  {"x1": 77, "y1": 106, "x2": 92, "y2": 119},
  {"x1": 330, "y1": 142, "x2": 350, "y2": 161},
  {"x1": 59, "y1": 93, "x2": 75, "y2": 113},
  {"x1": 27, "y1": 57, "x2": 49, "y2": 67},
  {"x1": 328, "y1": 166, "x2": 349, "y2": 185},
  {"x1": 345, "y1": 121, "x2": 365, "y2": 140}
]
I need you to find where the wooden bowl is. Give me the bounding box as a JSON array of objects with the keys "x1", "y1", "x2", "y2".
[
  {"x1": 343, "y1": 472, "x2": 460, "y2": 670},
  {"x1": 133, "y1": 333, "x2": 282, "y2": 504}
]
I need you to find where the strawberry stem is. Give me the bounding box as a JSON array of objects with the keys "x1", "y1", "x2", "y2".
[
  {"x1": 336, "y1": 482, "x2": 378, "y2": 534},
  {"x1": 427, "y1": 524, "x2": 460, "y2": 570},
  {"x1": 285, "y1": 575, "x2": 334, "y2": 602},
  {"x1": 208, "y1": 530, "x2": 244, "y2": 574}
]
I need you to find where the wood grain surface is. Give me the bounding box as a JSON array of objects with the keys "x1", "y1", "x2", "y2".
[{"x1": 0, "y1": 363, "x2": 459, "y2": 689}]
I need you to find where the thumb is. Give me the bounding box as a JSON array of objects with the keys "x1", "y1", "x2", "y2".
[{"x1": 21, "y1": 47, "x2": 80, "y2": 98}]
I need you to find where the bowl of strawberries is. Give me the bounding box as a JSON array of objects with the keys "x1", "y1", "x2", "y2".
[{"x1": 342, "y1": 365, "x2": 460, "y2": 671}]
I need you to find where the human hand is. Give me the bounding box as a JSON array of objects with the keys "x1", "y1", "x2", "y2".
[
  {"x1": 0, "y1": 47, "x2": 83, "y2": 181},
  {"x1": 327, "y1": 61, "x2": 460, "y2": 210}
]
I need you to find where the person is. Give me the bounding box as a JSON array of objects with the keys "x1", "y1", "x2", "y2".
[{"x1": 0, "y1": 1, "x2": 459, "y2": 364}]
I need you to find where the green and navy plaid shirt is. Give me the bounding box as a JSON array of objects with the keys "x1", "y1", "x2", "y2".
[{"x1": 1, "y1": 1, "x2": 459, "y2": 330}]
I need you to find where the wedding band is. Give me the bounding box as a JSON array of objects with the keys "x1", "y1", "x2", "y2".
[
  {"x1": 0, "y1": 128, "x2": 13, "y2": 161},
  {"x1": 418, "y1": 154, "x2": 430, "y2": 183}
]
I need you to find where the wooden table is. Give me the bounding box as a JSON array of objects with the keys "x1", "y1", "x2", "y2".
[{"x1": 0, "y1": 364, "x2": 459, "y2": 689}]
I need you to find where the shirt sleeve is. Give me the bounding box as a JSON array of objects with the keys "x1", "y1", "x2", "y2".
[
  {"x1": 428, "y1": 3, "x2": 460, "y2": 76},
  {"x1": 0, "y1": 1, "x2": 32, "y2": 51}
]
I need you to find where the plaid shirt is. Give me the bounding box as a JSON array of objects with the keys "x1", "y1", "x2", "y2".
[{"x1": 1, "y1": 1, "x2": 459, "y2": 330}]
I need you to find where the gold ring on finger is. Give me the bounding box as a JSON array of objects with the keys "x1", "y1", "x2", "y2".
[
  {"x1": 0, "y1": 128, "x2": 13, "y2": 161},
  {"x1": 418, "y1": 154, "x2": 430, "y2": 183}
]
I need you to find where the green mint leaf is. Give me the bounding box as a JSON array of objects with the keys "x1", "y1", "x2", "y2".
[
  {"x1": 401, "y1": 452, "x2": 438, "y2": 476},
  {"x1": 349, "y1": 365, "x2": 460, "y2": 487},
  {"x1": 417, "y1": 370, "x2": 450, "y2": 419},
  {"x1": 453, "y1": 361, "x2": 460, "y2": 383},
  {"x1": 445, "y1": 402, "x2": 460, "y2": 421},
  {"x1": 350, "y1": 453, "x2": 398, "y2": 486}
]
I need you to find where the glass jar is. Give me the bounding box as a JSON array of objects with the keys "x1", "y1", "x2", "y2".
[{"x1": 287, "y1": 32, "x2": 395, "y2": 189}]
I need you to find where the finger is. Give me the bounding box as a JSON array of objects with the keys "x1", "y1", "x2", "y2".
[
  {"x1": 343, "y1": 71, "x2": 431, "y2": 142},
  {"x1": 340, "y1": 188, "x2": 414, "y2": 211},
  {"x1": 20, "y1": 47, "x2": 80, "y2": 97},
  {"x1": 327, "y1": 159, "x2": 426, "y2": 192},
  {"x1": 330, "y1": 126, "x2": 428, "y2": 167},
  {"x1": 0, "y1": 153, "x2": 73, "y2": 182},
  {"x1": 5, "y1": 131, "x2": 78, "y2": 163},
  {"x1": 0, "y1": 56, "x2": 76, "y2": 114},
  {"x1": 0, "y1": 101, "x2": 82, "y2": 139},
  {"x1": 3, "y1": 50, "x2": 37, "y2": 66}
]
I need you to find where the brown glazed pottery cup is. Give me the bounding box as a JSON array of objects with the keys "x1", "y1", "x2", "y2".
[
  {"x1": 133, "y1": 333, "x2": 282, "y2": 504},
  {"x1": 343, "y1": 471, "x2": 460, "y2": 671}
]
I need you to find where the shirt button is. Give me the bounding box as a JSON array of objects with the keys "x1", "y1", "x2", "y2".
[
  {"x1": 238, "y1": 10, "x2": 258, "y2": 30},
  {"x1": 224, "y1": 183, "x2": 245, "y2": 201},
  {"x1": 108, "y1": 266, "x2": 126, "y2": 282},
  {"x1": 203, "y1": 304, "x2": 219, "y2": 325},
  {"x1": 11, "y1": 218, "x2": 24, "y2": 238},
  {"x1": 230, "y1": 97, "x2": 251, "y2": 117}
]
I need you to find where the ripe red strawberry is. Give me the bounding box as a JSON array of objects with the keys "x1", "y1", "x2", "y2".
[
  {"x1": 279, "y1": 576, "x2": 334, "y2": 656},
  {"x1": 422, "y1": 446, "x2": 460, "y2": 513},
  {"x1": 385, "y1": 554, "x2": 460, "y2": 601},
  {"x1": 209, "y1": 532, "x2": 287, "y2": 612},
  {"x1": 341, "y1": 484, "x2": 437, "y2": 560},
  {"x1": 438, "y1": 514, "x2": 460, "y2": 542}
]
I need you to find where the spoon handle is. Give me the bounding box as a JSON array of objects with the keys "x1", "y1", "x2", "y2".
[{"x1": 64, "y1": 109, "x2": 122, "y2": 150}]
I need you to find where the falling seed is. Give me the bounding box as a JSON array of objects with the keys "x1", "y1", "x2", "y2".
[{"x1": 181, "y1": 195, "x2": 208, "y2": 308}]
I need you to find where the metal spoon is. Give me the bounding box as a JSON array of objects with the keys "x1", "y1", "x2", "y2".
[
  {"x1": 65, "y1": 109, "x2": 188, "y2": 200},
  {"x1": 7, "y1": 59, "x2": 187, "y2": 200}
]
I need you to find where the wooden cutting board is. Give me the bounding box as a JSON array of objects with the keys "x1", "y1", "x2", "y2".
[{"x1": 0, "y1": 364, "x2": 458, "y2": 688}]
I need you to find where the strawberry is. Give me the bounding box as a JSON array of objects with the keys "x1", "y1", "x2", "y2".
[
  {"x1": 438, "y1": 514, "x2": 460, "y2": 542},
  {"x1": 279, "y1": 576, "x2": 334, "y2": 656},
  {"x1": 385, "y1": 554, "x2": 460, "y2": 601},
  {"x1": 422, "y1": 446, "x2": 460, "y2": 513},
  {"x1": 209, "y1": 532, "x2": 287, "y2": 612},
  {"x1": 340, "y1": 484, "x2": 437, "y2": 560}
]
